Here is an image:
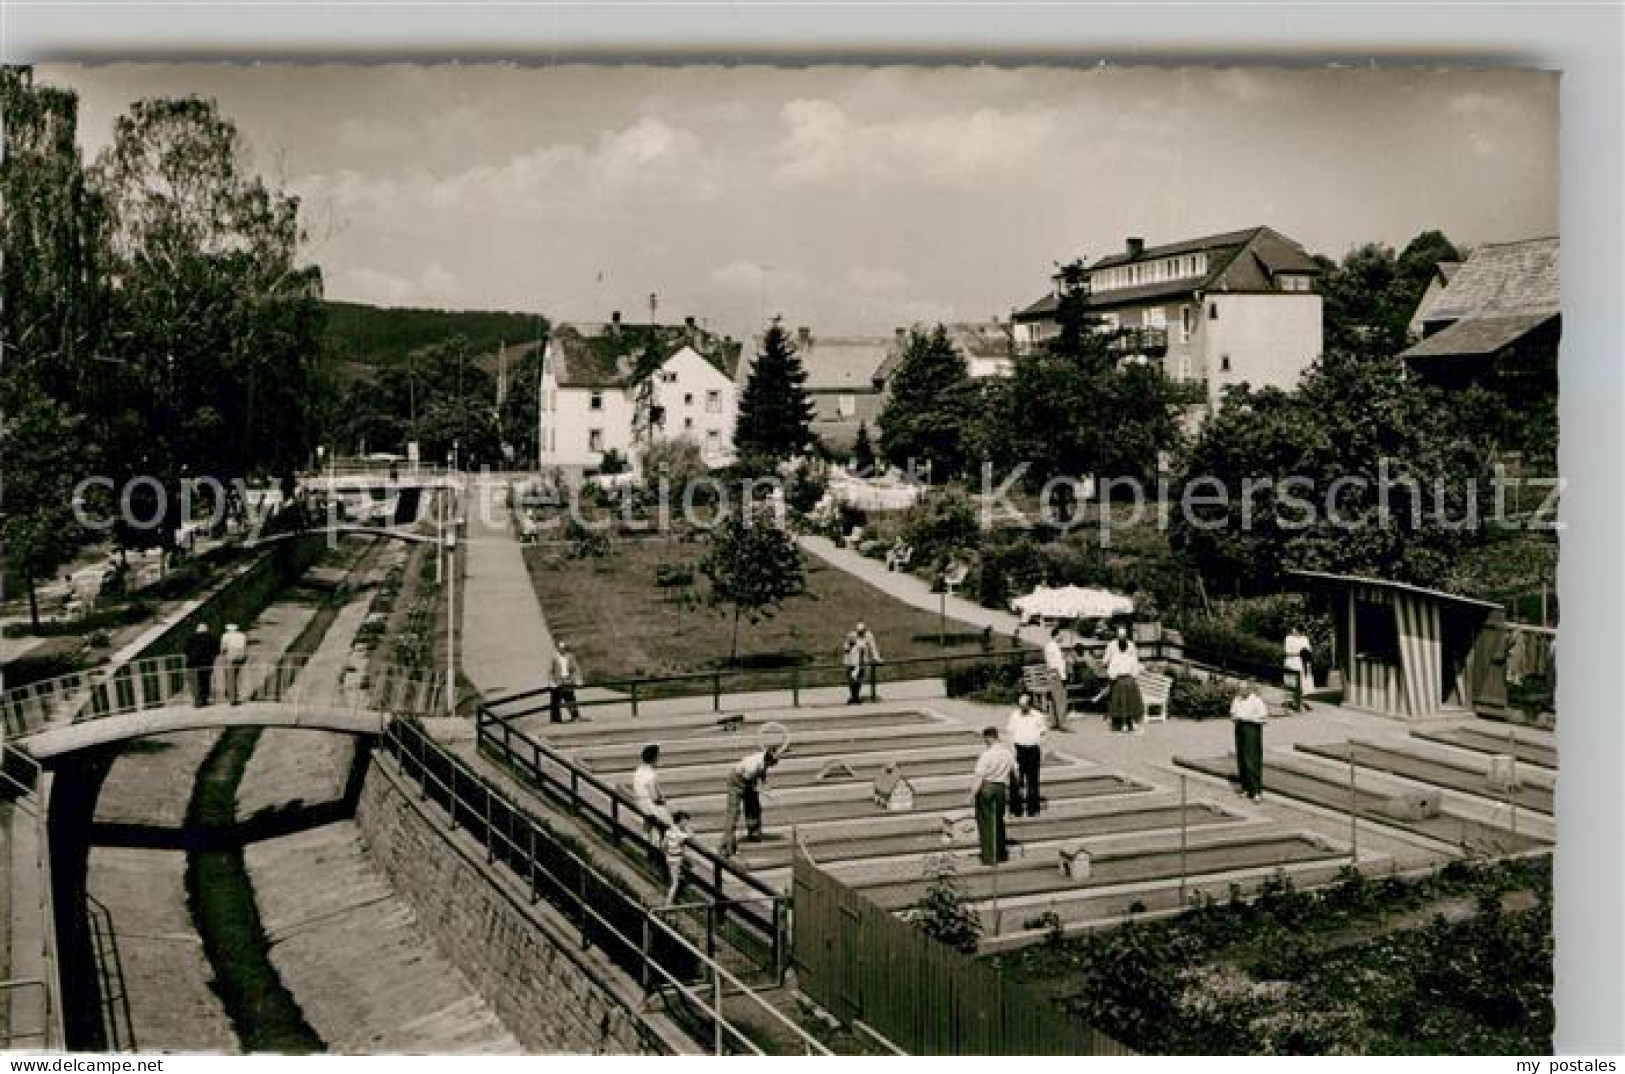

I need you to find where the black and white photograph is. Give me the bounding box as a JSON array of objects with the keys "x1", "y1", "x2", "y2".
[{"x1": 0, "y1": 46, "x2": 1600, "y2": 1058}]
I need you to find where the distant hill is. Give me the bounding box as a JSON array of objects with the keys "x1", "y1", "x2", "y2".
[{"x1": 323, "y1": 300, "x2": 549, "y2": 381}]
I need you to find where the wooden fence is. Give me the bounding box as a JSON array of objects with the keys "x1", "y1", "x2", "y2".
[{"x1": 790, "y1": 840, "x2": 1132, "y2": 1056}]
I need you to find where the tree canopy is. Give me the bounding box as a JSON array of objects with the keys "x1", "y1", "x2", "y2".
[
  {"x1": 1171, "y1": 350, "x2": 1490, "y2": 595},
  {"x1": 700, "y1": 506, "x2": 807, "y2": 662},
  {"x1": 733, "y1": 322, "x2": 816, "y2": 470},
  {"x1": 979, "y1": 261, "x2": 1182, "y2": 490},
  {"x1": 878, "y1": 326, "x2": 980, "y2": 482}
]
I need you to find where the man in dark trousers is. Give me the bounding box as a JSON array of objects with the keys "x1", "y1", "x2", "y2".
[
  {"x1": 185, "y1": 622, "x2": 221, "y2": 707},
  {"x1": 969, "y1": 727, "x2": 1014, "y2": 866},
  {"x1": 1230, "y1": 680, "x2": 1270, "y2": 800}
]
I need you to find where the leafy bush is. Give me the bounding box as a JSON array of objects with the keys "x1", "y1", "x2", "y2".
[
  {"x1": 2, "y1": 600, "x2": 155, "y2": 638},
  {"x1": 566, "y1": 519, "x2": 611, "y2": 560},
  {"x1": 944, "y1": 657, "x2": 1024, "y2": 703},
  {"x1": 638, "y1": 438, "x2": 709, "y2": 494},
  {"x1": 901, "y1": 488, "x2": 980, "y2": 566},
  {"x1": 1169, "y1": 671, "x2": 1239, "y2": 720},
  {"x1": 904, "y1": 856, "x2": 983, "y2": 954},
  {"x1": 1177, "y1": 616, "x2": 1284, "y2": 675},
  {"x1": 1, "y1": 648, "x2": 88, "y2": 689},
  {"x1": 595, "y1": 448, "x2": 630, "y2": 476},
  {"x1": 653, "y1": 562, "x2": 695, "y2": 588},
  {"x1": 1227, "y1": 594, "x2": 1333, "y2": 663}
]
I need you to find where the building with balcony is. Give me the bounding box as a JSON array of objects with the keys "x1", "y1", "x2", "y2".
[
  {"x1": 538, "y1": 313, "x2": 742, "y2": 474},
  {"x1": 1012, "y1": 225, "x2": 1325, "y2": 412}
]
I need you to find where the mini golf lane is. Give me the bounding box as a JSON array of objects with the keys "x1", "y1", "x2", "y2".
[
  {"x1": 738, "y1": 801, "x2": 1243, "y2": 872},
  {"x1": 845, "y1": 831, "x2": 1345, "y2": 911},
  {"x1": 648, "y1": 751, "x2": 985, "y2": 796},
  {"x1": 534, "y1": 709, "x2": 941, "y2": 748},
  {"x1": 574, "y1": 727, "x2": 979, "y2": 772},
  {"x1": 1297, "y1": 740, "x2": 1554, "y2": 815},
  {"x1": 684, "y1": 770, "x2": 1151, "y2": 834},
  {"x1": 1410, "y1": 725, "x2": 1557, "y2": 770},
  {"x1": 1174, "y1": 751, "x2": 1550, "y2": 853}
]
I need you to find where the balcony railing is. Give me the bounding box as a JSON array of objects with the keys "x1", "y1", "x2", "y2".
[{"x1": 1106, "y1": 327, "x2": 1169, "y2": 356}]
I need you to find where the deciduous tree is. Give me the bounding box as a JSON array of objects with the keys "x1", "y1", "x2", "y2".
[{"x1": 700, "y1": 506, "x2": 806, "y2": 663}]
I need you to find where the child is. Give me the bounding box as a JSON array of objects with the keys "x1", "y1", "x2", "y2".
[{"x1": 662, "y1": 811, "x2": 693, "y2": 907}]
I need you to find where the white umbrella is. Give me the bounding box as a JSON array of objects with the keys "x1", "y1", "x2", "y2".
[{"x1": 1011, "y1": 585, "x2": 1134, "y2": 622}]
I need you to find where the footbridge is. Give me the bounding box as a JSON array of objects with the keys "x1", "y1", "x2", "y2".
[{"x1": 1, "y1": 656, "x2": 444, "y2": 762}]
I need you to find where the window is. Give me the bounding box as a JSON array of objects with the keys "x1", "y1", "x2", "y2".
[
  {"x1": 1178, "y1": 355, "x2": 1191, "y2": 380},
  {"x1": 1144, "y1": 307, "x2": 1167, "y2": 330},
  {"x1": 837, "y1": 394, "x2": 857, "y2": 418},
  {"x1": 705, "y1": 390, "x2": 721, "y2": 413},
  {"x1": 684, "y1": 392, "x2": 694, "y2": 406},
  {"x1": 588, "y1": 429, "x2": 604, "y2": 452},
  {"x1": 1220, "y1": 355, "x2": 1232, "y2": 373},
  {"x1": 1209, "y1": 304, "x2": 1219, "y2": 321},
  {"x1": 684, "y1": 417, "x2": 694, "y2": 430},
  {"x1": 589, "y1": 391, "x2": 603, "y2": 411},
  {"x1": 1180, "y1": 305, "x2": 1193, "y2": 343},
  {"x1": 706, "y1": 430, "x2": 721, "y2": 454},
  {"x1": 661, "y1": 371, "x2": 677, "y2": 384}
]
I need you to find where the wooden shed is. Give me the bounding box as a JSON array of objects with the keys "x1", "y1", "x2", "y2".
[{"x1": 1289, "y1": 571, "x2": 1507, "y2": 719}]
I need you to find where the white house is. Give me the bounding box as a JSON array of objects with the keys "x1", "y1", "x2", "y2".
[
  {"x1": 538, "y1": 313, "x2": 743, "y2": 474},
  {"x1": 1012, "y1": 225, "x2": 1324, "y2": 413}
]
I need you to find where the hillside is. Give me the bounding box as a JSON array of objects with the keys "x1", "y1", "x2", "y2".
[{"x1": 323, "y1": 300, "x2": 548, "y2": 380}]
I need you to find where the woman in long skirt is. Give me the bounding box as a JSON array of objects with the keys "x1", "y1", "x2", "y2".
[{"x1": 1104, "y1": 626, "x2": 1144, "y2": 733}]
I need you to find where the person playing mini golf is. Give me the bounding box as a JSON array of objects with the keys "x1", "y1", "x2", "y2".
[
  {"x1": 721, "y1": 745, "x2": 783, "y2": 856},
  {"x1": 970, "y1": 726, "x2": 1014, "y2": 866},
  {"x1": 1230, "y1": 679, "x2": 1270, "y2": 800}
]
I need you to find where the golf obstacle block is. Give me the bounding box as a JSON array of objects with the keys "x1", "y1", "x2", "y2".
[
  {"x1": 1373, "y1": 789, "x2": 1441, "y2": 821},
  {"x1": 1486, "y1": 754, "x2": 1519, "y2": 792},
  {"x1": 1057, "y1": 840, "x2": 1093, "y2": 881},
  {"x1": 871, "y1": 764, "x2": 915, "y2": 810},
  {"x1": 716, "y1": 714, "x2": 745, "y2": 733}
]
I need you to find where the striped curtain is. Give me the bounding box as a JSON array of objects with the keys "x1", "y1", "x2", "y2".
[{"x1": 1393, "y1": 591, "x2": 1443, "y2": 717}]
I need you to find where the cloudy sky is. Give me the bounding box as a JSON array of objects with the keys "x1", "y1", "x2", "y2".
[{"x1": 40, "y1": 63, "x2": 1558, "y2": 341}]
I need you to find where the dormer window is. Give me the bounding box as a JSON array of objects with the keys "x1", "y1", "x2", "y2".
[{"x1": 589, "y1": 390, "x2": 604, "y2": 411}]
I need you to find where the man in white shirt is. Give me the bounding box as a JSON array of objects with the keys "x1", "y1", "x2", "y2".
[
  {"x1": 1230, "y1": 681, "x2": 1270, "y2": 800},
  {"x1": 721, "y1": 746, "x2": 782, "y2": 856},
  {"x1": 220, "y1": 623, "x2": 248, "y2": 704},
  {"x1": 1041, "y1": 628, "x2": 1073, "y2": 731},
  {"x1": 970, "y1": 727, "x2": 1014, "y2": 866},
  {"x1": 1005, "y1": 693, "x2": 1047, "y2": 818},
  {"x1": 550, "y1": 639, "x2": 587, "y2": 723}
]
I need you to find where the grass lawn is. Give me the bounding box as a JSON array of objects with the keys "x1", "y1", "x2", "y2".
[{"x1": 523, "y1": 537, "x2": 1025, "y2": 685}]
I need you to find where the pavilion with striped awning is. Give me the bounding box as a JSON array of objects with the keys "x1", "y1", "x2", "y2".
[{"x1": 1289, "y1": 571, "x2": 1507, "y2": 720}]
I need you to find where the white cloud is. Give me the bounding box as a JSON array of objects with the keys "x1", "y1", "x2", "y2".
[
  {"x1": 775, "y1": 98, "x2": 1057, "y2": 187},
  {"x1": 297, "y1": 115, "x2": 722, "y2": 223}
]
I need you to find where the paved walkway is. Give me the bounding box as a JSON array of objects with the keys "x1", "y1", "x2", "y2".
[
  {"x1": 799, "y1": 535, "x2": 1024, "y2": 638},
  {"x1": 458, "y1": 476, "x2": 555, "y2": 703}
]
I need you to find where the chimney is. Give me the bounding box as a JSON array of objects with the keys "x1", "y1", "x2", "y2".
[
  {"x1": 894, "y1": 327, "x2": 906, "y2": 342},
  {"x1": 684, "y1": 315, "x2": 699, "y2": 347},
  {"x1": 1126, "y1": 237, "x2": 1145, "y2": 258},
  {"x1": 610, "y1": 310, "x2": 622, "y2": 336},
  {"x1": 797, "y1": 326, "x2": 811, "y2": 348}
]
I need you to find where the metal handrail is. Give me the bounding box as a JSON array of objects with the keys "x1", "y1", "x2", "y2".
[
  {"x1": 380, "y1": 719, "x2": 829, "y2": 1056},
  {"x1": 85, "y1": 895, "x2": 136, "y2": 1052},
  {"x1": 2, "y1": 655, "x2": 446, "y2": 740},
  {"x1": 481, "y1": 637, "x2": 1302, "y2": 722},
  {"x1": 476, "y1": 707, "x2": 787, "y2": 973}
]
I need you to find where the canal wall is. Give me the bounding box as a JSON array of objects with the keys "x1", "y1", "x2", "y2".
[{"x1": 354, "y1": 757, "x2": 691, "y2": 1055}]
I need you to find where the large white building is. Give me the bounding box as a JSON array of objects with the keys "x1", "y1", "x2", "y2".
[
  {"x1": 1012, "y1": 225, "x2": 1324, "y2": 412},
  {"x1": 537, "y1": 313, "x2": 743, "y2": 473}
]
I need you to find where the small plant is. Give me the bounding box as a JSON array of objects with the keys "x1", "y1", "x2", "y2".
[
  {"x1": 904, "y1": 855, "x2": 983, "y2": 954},
  {"x1": 653, "y1": 563, "x2": 694, "y2": 588}
]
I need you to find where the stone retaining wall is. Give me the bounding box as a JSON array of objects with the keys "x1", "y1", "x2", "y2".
[{"x1": 353, "y1": 758, "x2": 692, "y2": 1056}]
